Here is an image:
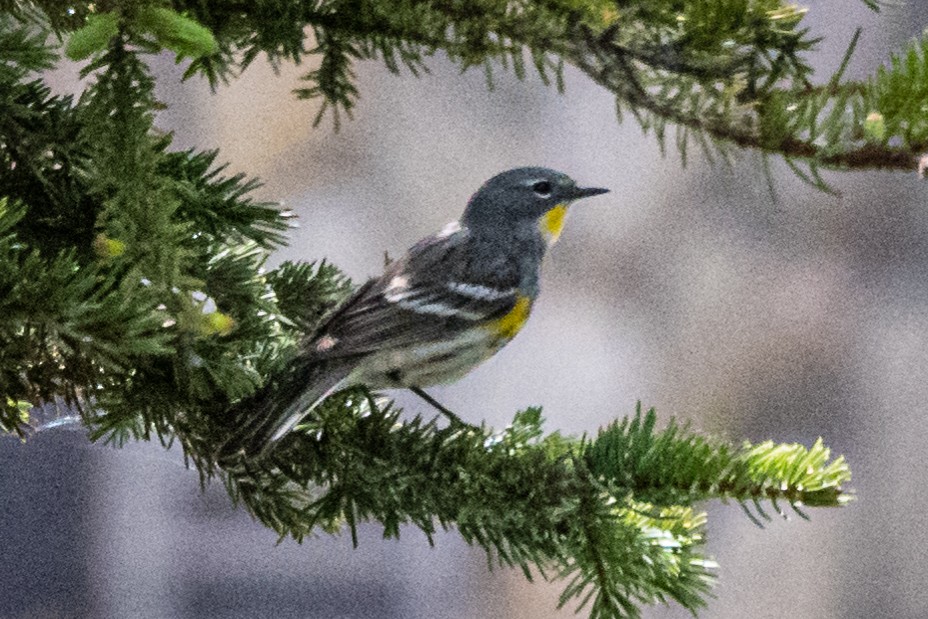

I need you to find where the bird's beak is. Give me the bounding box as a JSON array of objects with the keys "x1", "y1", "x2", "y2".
[{"x1": 568, "y1": 186, "x2": 610, "y2": 200}]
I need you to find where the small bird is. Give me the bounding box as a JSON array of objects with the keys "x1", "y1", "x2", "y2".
[{"x1": 221, "y1": 167, "x2": 608, "y2": 460}]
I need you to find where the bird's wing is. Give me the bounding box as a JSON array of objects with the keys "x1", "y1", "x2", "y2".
[{"x1": 305, "y1": 229, "x2": 522, "y2": 358}]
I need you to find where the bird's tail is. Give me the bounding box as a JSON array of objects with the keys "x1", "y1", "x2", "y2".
[{"x1": 217, "y1": 356, "x2": 355, "y2": 465}]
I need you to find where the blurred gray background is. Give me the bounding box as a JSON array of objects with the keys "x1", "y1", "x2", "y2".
[{"x1": 4, "y1": 1, "x2": 928, "y2": 617}]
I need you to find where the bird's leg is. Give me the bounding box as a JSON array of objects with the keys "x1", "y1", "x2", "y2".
[{"x1": 409, "y1": 386, "x2": 469, "y2": 427}]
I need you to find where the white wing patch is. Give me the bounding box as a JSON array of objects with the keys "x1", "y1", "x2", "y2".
[
  {"x1": 447, "y1": 281, "x2": 516, "y2": 301},
  {"x1": 436, "y1": 220, "x2": 463, "y2": 239},
  {"x1": 314, "y1": 334, "x2": 339, "y2": 352},
  {"x1": 394, "y1": 299, "x2": 483, "y2": 319},
  {"x1": 384, "y1": 275, "x2": 410, "y2": 301},
  {"x1": 384, "y1": 274, "x2": 484, "y2": 320}
]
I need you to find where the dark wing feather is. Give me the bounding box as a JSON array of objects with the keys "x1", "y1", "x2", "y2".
[{"x1": 305, "y1": 228, "x2": 520, "y2": 358}]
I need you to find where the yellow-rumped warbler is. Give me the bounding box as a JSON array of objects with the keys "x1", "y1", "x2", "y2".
[{"x1": 223, "y1": 167, "x2": 608, "y2": 459}]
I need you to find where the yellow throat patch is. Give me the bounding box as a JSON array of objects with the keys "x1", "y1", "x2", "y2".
[
  {"x1": 490, "y1": 295, "x2": 532, "y2": 341},
  {"x1": 540, "y1": 203, "x2": 568, "y2": 243}
]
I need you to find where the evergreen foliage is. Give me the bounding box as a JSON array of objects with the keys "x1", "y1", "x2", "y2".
[
  {"x1": 16, "y1": 0, "x2": 920, "y2": 176},
  {"x1": 0, "y1": 1, "x2": 897, "y2": 616}
]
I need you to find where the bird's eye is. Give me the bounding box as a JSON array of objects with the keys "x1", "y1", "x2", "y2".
[{"x1": 532, "y1": 181, "x2": 553, "y2": 197}]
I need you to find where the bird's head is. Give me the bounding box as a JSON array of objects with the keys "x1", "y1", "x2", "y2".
[{"x1": 461, "y1": 167, "x2": 609, "y2": 243}]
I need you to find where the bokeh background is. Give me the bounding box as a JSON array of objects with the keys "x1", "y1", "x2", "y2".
[{"x1": 4, "y1": 1, "x2": 928, "y2": 617}]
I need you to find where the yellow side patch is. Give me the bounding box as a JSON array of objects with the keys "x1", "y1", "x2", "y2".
[
  {"x1": 490, "y1": 295, "x2": 532, "y2": 341},
  {"x1": 540, "y1": 203, "x2": 568, "y2": 243}
]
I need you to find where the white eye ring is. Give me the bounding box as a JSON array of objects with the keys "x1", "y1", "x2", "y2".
[{"x1": 531, "y1": 180, "x2": 553, "y2": 198}]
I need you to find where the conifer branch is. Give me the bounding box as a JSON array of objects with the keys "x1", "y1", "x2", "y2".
[
  {"x1": 0, "y1": 5, "x2": 863, "y2": 617},
  {"x1": 15, "y1": 2, "x2": 928, "y2": 174},
  {"x1": 217, "y1": 403, "x2": 848, "y2": 618}
]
